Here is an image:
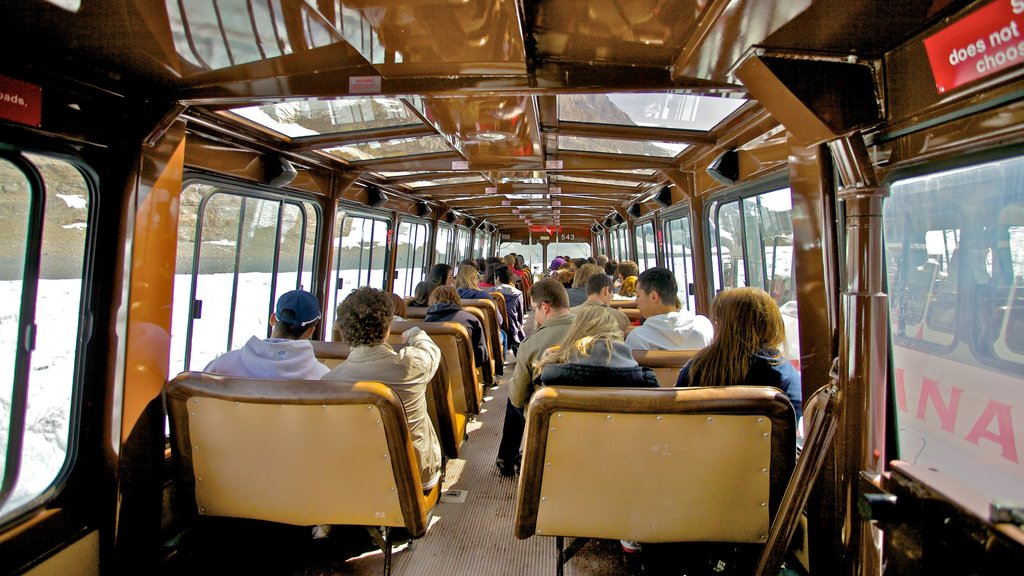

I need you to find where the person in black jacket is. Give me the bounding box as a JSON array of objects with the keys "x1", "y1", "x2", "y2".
[
  {"x1": 423, "y1": 285, "x2": 489, "y2": 371},
  {"x1": 536, "y1": 305, "x2": 659, "y2": 388}
]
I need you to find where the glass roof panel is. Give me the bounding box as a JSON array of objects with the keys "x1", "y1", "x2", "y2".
[
  {"x1": 375, "y1": 171, "x2": 426, "y2": 177},
  {"x1": 556, "y1": 175, "x2": 642, "y2": 187},
  {"x1": 558, "y1": 136, "x2": 687, "y2": 158},
  {"x1": 606, "y1": 168, "x2": 659, "y2": 176},
  {"x1": 557, "y1": 93, "x2": 746, "y2": 131},
  {"x1": 405, "y1": 176, "x2": 487, "y2": 188},
  {"x1": 323, "y1": 135, "x2": 453, "y2": 162},
  {"x1": 227, "y1": 97, "x2": 423, "y2": 138}
]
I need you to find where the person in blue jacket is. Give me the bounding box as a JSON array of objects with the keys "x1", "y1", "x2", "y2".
[
  {"x1": 424, "y1": 285, "x2": 489, "y2": 371},
  {"x1": 675, "y1": 286, "x2": 802, "y2": 420}
]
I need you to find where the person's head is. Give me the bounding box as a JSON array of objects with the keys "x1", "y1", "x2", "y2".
[
  {"x1": 541, "y1": 305, "x2": 624, "y2": 367},
  {"x1": 482, "y1": 262, "x2": 498, "y2": 284},
  {"x1": 615, "y1": 260, "x2": 639, "y2": 281},
  {"x1": 429, "y1": 284, "x2": 462, "y2": 307},
  {"x1": 427, "y1": 263, "x2": 454, "y2": 287},
  {"x1": 587, "y1": 256, "x2": 596, "y2": 264},
  {"x1": 389, "y1": 292, "x2": 407, "y2": 320},
  {"x1": 549, "y1": 257, "x2": 566, "y2": 271},
  {"x1": 572, "y1": 263, "x2": 603, "y2": 288},
  {"x1": 474, "y1": 258, "x2": 486, "y2": 273},
  {"x1": 604, "y1": 260, "x2": 618, "y2": 276},
  {"x1": 270, "y1": 289, "x2": 321, "y2": 339},
  {"x1": 619, "y1": 276, "x2": 638, "y2": 298},
  {"x1": 686, "y1": 287, "x2": 785, "y2": 386},
  {"x1": 412, "y1": 281, "x2": 434, "y2": 306},
  {"x1": 486, "y1": 256, "x2": 502, "y2": 266},
  {"x1": 335, "y1": 287, "x2": 393, "y2": 347},
  {"x1": 494, "y1": 265, "x2": 513, "y2": 285},
  {"x1": 530, "y1": 278, "x2": 570, "y2": 325},
  {"x1": 503, "y1": 254, "x2": 517, "y2": 267},
  {"x1": 635, "y1": 267, "x2": 679, "y2": 317},
  {"x1": 572, "y1": 258, "x2": 588, "y2": 270},
  {"x1": 514, "y1": 254, "x2": 525, "y2": 269},
  {"x1": 455, "y1": 264, "x2": 481, "y2": 290},
  {"x1": 596, "y1": 254, "x2": 609, "y2": 267},
  {"x1": 585, "y1": 272, "x2": 615, "y2": 304}
]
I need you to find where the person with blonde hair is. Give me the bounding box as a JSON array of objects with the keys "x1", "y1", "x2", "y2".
[
  {"x1": 536, "y1": 305, "x2": 659, "y2": 388},
  {"x1": 675, "y1": 287, "x2": 802, "y2": 419},
  {"x1": 614, "y1": 260, "x2": 640, "y2": 298}
]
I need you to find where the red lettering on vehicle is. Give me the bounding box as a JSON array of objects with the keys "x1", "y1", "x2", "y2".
[
  {"x1": 964, "y1": 399, "x2": 1019, "y2": 464},
  {"x1": 915, "y1": 377, "x2": 963, "y2": 433},
  {"x1": 895, "y1": 367, "x2": 908, "y2": 412}
]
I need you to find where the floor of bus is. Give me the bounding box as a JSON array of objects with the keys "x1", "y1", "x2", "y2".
[{"x1": 159, "y1": 311, "x2": 764, "y2": 576}]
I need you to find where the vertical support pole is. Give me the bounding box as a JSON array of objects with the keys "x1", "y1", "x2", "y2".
[
  {"x1": 830, "y1": 134, "x2": 888, "y2": 576},
  {"x1": 315, "y1": 172, "x2": 358, "y2": 339},
  {"x1": 556, "y1": 536, "x2": 565, "y2": 576}
]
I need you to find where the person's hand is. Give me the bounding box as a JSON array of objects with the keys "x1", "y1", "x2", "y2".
[{"x1": 402, "y1": 326, "x2": 422, "y2": 343}]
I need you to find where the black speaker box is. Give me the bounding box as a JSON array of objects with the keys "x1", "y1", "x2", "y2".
[
  {"x1": 414, "y1": 202, "x2": 431, "y2": 217},
  {"x1": 627, "y1": 203, "x2": 642, "y2": 218},
  {"x1": 707, "y1": 149, "x2": 739, "y2": 185},
  {"x1": 653, "y1": 186, "x2": 673, "y2": 207},
  {"x1": 365, "y1": 186, "x2": 388, "y2": 208},
  {"x1": 264, "y1": 156, "x2": 297, "y2": 188}
]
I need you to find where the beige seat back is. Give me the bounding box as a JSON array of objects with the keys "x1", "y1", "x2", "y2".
[
  {"x1": 310, "y1": 341, "x2": 466, "y2": 458},
  {"x1": 165, "y1": 372, "x2": 439, "y2": 535},
  {"x1": 461, "y1": 305, "x2": 495, "y2": 385},
  {"x1": 632, "y1": 349, "x2": 699, "y2": 387},
  {"x1": 391, "y1": 320, "x2": 482, "y2": 414},
  {"x1": 608, "y1": 299, "x2": 636, "y2": 308},
  {"x1": 463, "y1": 298, "x2": 504, "y2": 370},
  {"x1": 621, "y1": 308, "x2": 642, "y2": 322},
  {"x1": 405, "y1": 306, "x2": 428, "y2": 319},
  {"x1": 489, "y1": 291, "x2": 510, "y2": 331},
  {"x1": 515, "y1": 386, "x2": 796, "y2": 544}
]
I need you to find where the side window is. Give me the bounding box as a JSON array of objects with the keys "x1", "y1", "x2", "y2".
[
  {"x1": 885, "y1": 155, "x2": 1024, "y2": 504},
  {"x1": 635, "y1": 221, "x2": 657, "y2": 271},
  {"x1": 327, "y1": 213, "x2": 390, "y2": 339},
  {"x1": 172, "y1": 184, "x2": 318, "y2": 372},
  {"x1": 0, "y1": 153, "x2": 92, "y2": 520},
  {"x1": 455, "y1": 227, "x2": 470, "y2": 263},
  {"x1": 393, "y1": 219, "x2": 430, "y2": 298},
  {"x1": 436, "y1": 223, "x2": 453, "y2": 266},
  {"x1": 664, "y1": 216, "x2": 696, "y2": 311}
]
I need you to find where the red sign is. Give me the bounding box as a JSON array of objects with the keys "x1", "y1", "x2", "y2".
[
  {"x1": 530, "y1": 225, "x2": 561, "y2": 235},
  {"x1": 0, "y1": 76, "x2": 42, "y2": 127},
  {"x1": 923, "y1": 0, "x2": 1024, "y2": 93}
]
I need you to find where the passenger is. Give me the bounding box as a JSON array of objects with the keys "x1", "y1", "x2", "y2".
[
  {"x1": 424, "y1": 285, "x2": 489, "y2": 370},
  {"x1": 675, "y1": 287, "x2": 802, "y2": 419},
  {"x1": 626, "y1": 267, "x2": 713, "y2": 351},
  {"x1": 569, "y1": 273, "x2": 631, "y2": 333},
  {"x1": 548, "y1": 256, "x2": 566, "y2": 276},
  {"x1": 323, "y1": 287, "x2": 443, "y2": 490},
  {"x1": 536, "y1": 305, "x2": 659, "y2": 388},
  {"x1": 480, "y1": 262, "x2": 498, "y2": 288},
  {"x1": 596, "y1": 254, "x2": 609, "y2": 268},
  {"x1": 572, "y1": 257, "x2": 588, "y2": 270},
  {"x1": 604, "y1": 260, "x2": 618, "y2": 277},
  {"x1": 614, "y1": 260, "x2": 640, "y2": 298},
  {"x1": 492, "y1": 265, "x2": 526, "y2": 350},
  {"x1": 509, "y1": 253, "x2": 532, "y2": 293},
  {"x1": 203, "y1": 289, "x2": 328, "y2": 380},
  {"x1": 455, "y1": 263, "x2": 504, "y2": 323},
  {"x1": 474, "y1": 257, "x2": 486, "y2": 273},
  {"x1": 409, "y1": 263, "x2": 454, "y2": 307},
  {"x1": 410, "y1": 281, "x2": 433, "y2": 310},
  {"x1": 566, "y1": 263, "x2": 603, "y2": 308},
  {"x1": 390, "y1": 292, "x2": 408, "y2": 321},
  {"x1": 496, "y1": 279, "x2": 576, "y2": 476},
  {"x1": 556, "y1": 262, "x2": 575, "y2": 288}
]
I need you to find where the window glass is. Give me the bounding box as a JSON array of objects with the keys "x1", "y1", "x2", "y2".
[
  {"x1": 436, "y1": 223, "x2": 454, "y2": 267},
  {"x1": 393, "y1": 220, "x2": 430, "y2": 298},
  {"x1": 885, "y1": 155, "x2": 1024, "y2": 502},
  {"x1": 327, "y1": 214, "x2": 390, "y2": 339},
  {"x1": 551, "y1": 242, "x2": 591, "y2": 260},
  {"x1": 635, "y1": 221, "x2": 657, "y2": 271},
  {"x1": 455, "y1": 227, "x2": 471, "y2": 263},
  {"x1": 498, "y1": 241, "x2": 543, "y2": 276},
  {"x1": 1, "y1": 153, "x2": 91, "y2": 518},
  {"x1": 714, "y1": 200, "x2": 743, "y2": 291},
  {"x1": 172, "y1": 186, "x2": 318, "y2": 373},
  {"x1": 664, "y1": 216, "x2": 696, "y2": 312}
]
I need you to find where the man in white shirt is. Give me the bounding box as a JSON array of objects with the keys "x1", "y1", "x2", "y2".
[
  {"x1": 626, "y1": 267, "x2": 713, "y2": 351},
  {"x1": 203, "y1": 289, "x2": 329, "y2": 380}
]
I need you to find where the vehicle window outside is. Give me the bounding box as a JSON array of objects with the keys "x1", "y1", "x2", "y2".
[
  {"x1": 885, "y1": 155, "x2": 1024, "y2": 503},
  {"x1": 436, "y1": 224, "x2": 453, "y2": 266},
  {"x1": 664, "y1": 216, "x2": 696, "y2": 311},
  {"x1": 171, "y1": 186, "x2": 318, "y2": 373},
  {"x1": 327, "y1": 214, "x2": 390, "y2": 338},
  {"x1": 455, "y1": 227, "x2": 470, "y2": 263},
  {"x1": 715, "y1": 200, "x2": 744, "y2": 291},
  {"x1": 498, "y1": 241, "x2": 543, "y2": 276},
  {"x1": 0, "y1": 153, "x2": 91, "y2": 519},
  {"x1": 636, "y1": 221, "x2": 657, "y2": 271},
  {"x1": 393, "y1": 219, "x2": 430, "y2": 298}
]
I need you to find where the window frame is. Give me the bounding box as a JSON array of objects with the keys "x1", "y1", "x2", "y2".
[{"x1": 393, "y1": 216, "x2": 432, "y2": 298}]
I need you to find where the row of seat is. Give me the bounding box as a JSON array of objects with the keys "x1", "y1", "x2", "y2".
[{"x1": 164, "y1": 376, "x2": 800, "y2": 576}]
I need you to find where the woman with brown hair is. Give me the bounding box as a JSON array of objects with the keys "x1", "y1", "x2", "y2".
[
  {"x1": 675, "y1": 287, "x2": 802, "y2": 419},
  {"x1": 423, "y1": 285, "x2": 489, "y2": 371}
]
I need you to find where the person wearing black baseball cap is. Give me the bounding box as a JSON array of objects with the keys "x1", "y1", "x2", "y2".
[{"x1": 203, "y1": 289, "x2": 328, "y2": 380}]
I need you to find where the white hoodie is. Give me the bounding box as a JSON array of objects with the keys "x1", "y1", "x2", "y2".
[
  {"x1": 204, "y1": 336, "x2": 329, "y2": 380},
  {"x1": 625, "y1": 310, "x2": 714, "y2": 351}
]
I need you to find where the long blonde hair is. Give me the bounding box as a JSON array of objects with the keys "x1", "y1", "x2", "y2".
[
  {"x1": 537, "y1": 305, "x2": 624, "y2": 368},
  {"x1": 684, "y1": 287, "x2": 786, "y2": 386},
  {"x1": 455, "y1": 264, "x2": 480, "y2": 290},
  {"x1": 572, "y1": 263, "x2": 603, "y2": 288}
]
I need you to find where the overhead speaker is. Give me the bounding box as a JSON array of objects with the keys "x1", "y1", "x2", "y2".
[
  {"x1": 466, "y1": 218, "x2": 476, "y2": 228},
  {"x1": 627, "y1": 203, "x2": 642, "y2": 218},
  {"x1": 653, "y1": 185, "x2": 673, "y2": 207},
  {"x1": 603, "y1": 217, "x2": 614, "y2": 228},
  {"x1": 414, "y1": 202, "x2": 431, "y2": 217},
  {"x1": 264, "y1": 156, "x2": 297, "y2": 188},
  {"x1": 613, "y1": 213, "x2": 625, "y2": 224},
  {"x1": 365, "y1": 185, "x2": 388, "y2": 208},
  {"x1": 706, "y1": 149, "x2": 739, "y2": 186},
  {"x1": 445, "y1": 212, "x2": 457, "y2": 225}
]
